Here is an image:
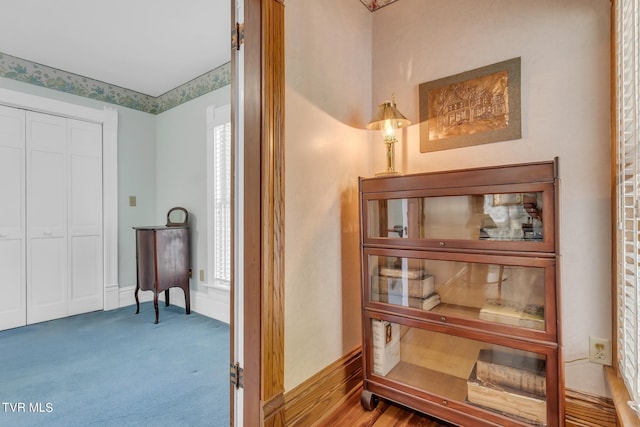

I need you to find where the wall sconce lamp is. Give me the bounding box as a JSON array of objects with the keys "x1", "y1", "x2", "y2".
[{"x1": 367, "y1": 95, "x2": 411, "y2": 176}]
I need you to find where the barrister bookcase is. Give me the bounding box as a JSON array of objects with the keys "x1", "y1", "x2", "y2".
[{"x1": 359, "y1": 160, "x2": 562, "y2": 426}]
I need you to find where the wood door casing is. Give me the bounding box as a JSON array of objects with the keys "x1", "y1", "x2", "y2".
[{"x1": 240, "y1": 0, "x2": 286, "y2": 425}]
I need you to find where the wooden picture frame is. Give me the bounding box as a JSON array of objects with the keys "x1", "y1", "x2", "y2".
[{"x1": 419, "y1": 57, "x2": 522, "y2": 152}]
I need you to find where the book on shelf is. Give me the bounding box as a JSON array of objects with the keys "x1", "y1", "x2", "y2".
[
  {"x1": 467, "y1": 363, "x2": 547, "y2": 426},
  {"x1": 374, "y1": 292, "x2": 441, "y2": 311},
  {"x1": 479, "y1": 299, "x2": 544, "y2": 330},
  {"x1": 520, "y1": 304, "x2": 545, "y2": 329},
  {"x1": 476, "y1": 349, "x2": 546, "y2": 396},
  {"x1": 373, "y1": 274, "x2": 435, "y2": 298},
  {"x1": 379, "y1": 266, "x2": 425, "y2": 279},
  {"x1": 371, "y1": 319, "x2": 400, "y2": 376}
]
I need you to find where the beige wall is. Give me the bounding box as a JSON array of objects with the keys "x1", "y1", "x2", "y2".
[
  {"x1": 371, "y1": 0, "x2": 611, "y2": 396},
  {"x1": 285, "y1": 0, "x2": 612, "y2": 398},
  {"x1": 284, "y1": 0, "x2": 373, "y2": 390}
]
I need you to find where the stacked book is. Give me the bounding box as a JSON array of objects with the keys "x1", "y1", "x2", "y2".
[
  {"x1": 479, "y1": 298, "x2": 544, "y2": 330},
  {"x1": 372, "y1": 266, "x2": 440, "y2": 311},
  {"x1": 467, "y1": 348, "x2": 547, "y2": 425},
  {"x1": 371, "y1": 319, "x2": 400, "y2": 376}
]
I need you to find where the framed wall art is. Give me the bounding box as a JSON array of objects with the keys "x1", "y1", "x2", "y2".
[{"x1": 419, "y1": 57, "x2": 521, "y2": 152}]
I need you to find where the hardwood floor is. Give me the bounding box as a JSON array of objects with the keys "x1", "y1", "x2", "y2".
[{"x1": 317, "y1": 387, "x2": 455, "y2": 427}]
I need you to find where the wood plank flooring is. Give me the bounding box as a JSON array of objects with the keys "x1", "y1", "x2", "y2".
[{"x1": 317, "y1": 386, "x2": 455, "y2": 427}]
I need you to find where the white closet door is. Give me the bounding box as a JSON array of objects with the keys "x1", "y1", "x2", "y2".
[
  {"x1": 0, "y1": 106, "x2": 26, "y2": 330},
  {"x1": 67, "y1": 119, "x2": 103, "y2": 315},
  {"x1": 26, "y1": 111, "x2": 68, "y2": 324}
]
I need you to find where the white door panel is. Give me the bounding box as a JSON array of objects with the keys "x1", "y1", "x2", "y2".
[
  {"x1": 28, "y1": 150, "x2": 66, "y2": 236},
  {"x1": 69, "y1": 235, "x2": 102, "y2": 314},
  {"x1": 0, "y1": 240, "x2": 24, "y2": 311},
  {"x1": 68, "y1": 118, "x2": 102, "y2": 156},
  {"x1": 27, "y1": 237, "x2": 67, "y2": 324},
  {"x1": 26, "y1": 112, "x2": 68, "y2": 324},
  {"x1": 28, "y1": 112, "x2": 67, "y2": 151},
  {"x1": 0, "y1": 105, "x2": 26, "y2": 331},
  {"x1": 0, "y1": 145, "x2": 23, "y2": 233},
  {"x1": 68, "y1": 119, "x2": 103, "y2": 315},
  {"x1": 70, "y1": 153, "x2": 102, "y2": 233}
]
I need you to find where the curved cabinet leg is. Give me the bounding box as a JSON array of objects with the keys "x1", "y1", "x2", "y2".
[
  {"x1": 184, "y1": 285, "x2": 191, "y2": 315},
  {"x1": 135, "y1": 285, "x2": 140, "y2": 314},
  {"x1": 360, "y1": 389, "x2": 378, "y2": 411},
  {"x1": 153, "y1": 292, "x2": 159, "y2": 324}
]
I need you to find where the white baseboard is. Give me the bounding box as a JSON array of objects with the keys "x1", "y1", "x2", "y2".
[
  {"x1": 117, "y1": 285, "x2": 230, "y2": 324},
  {"x1": 104, "y1": 283, "x2": 120, "y2": 310}
]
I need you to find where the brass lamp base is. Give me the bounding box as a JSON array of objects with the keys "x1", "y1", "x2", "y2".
[{"x1": 376, "y1": 138, "x2": 400, "y2": 177}]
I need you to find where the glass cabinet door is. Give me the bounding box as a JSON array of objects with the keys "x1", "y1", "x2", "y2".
[
  {"x1": 365, "y1": 251, "x2": 555, "y2": 336},
  {"x1": 367, "y1": 321, "x2": 554, "y2": 426},
  {"x1": 363, "y1": 188, "x2": 554, "y2": 252}
]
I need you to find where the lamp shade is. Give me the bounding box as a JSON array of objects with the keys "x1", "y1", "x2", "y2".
[{"x1": 366, "y1": 101, "x2": 411, "y2": 131}]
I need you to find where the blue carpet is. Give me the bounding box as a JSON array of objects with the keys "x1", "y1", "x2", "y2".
[{"x1": 0, "y1": 303, "x2": 230, "y2": 427}]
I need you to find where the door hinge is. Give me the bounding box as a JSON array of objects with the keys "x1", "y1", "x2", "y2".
[
  {"x1": 230, "y1": 362, "x2": 244, "y2": 389},
  {"x1": 232, "y1": 22, "x2": 244, "y2": 51}
]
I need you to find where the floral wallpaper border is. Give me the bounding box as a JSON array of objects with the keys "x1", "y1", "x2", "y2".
[
  {"x1": 0, "y1": 52, "x2": 231, "y2": 115},
  {"x1": 360, "y1": 0, "x2": 400, "y2": 11}
]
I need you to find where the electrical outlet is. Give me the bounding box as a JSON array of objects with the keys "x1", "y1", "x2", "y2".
[{"x1": 589, "y1": 336, "x2": 612, "y2": 366}]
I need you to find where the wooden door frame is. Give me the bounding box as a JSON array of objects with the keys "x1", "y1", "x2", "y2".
[{"x1": 235, "y1": 0, "x2": 286, "y2": 425}]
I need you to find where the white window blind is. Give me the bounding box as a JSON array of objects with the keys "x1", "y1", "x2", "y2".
[
  {"x1": 206, "y1": 104, "x2": 231, "y2": 289},
  {"x1": 615, "y1": 0, "x2": 640, "y2": 405},
  {"x1": 213, "y1": 121, "x2": 231, "y2": 284}
]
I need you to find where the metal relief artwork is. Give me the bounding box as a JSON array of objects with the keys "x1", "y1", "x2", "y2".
[
  {"x1": 429, "y1": 71, "x2": 509, "y2": 139},
  {"x1": 420, "y1": 57, "x2": 522, "y2": 152}
]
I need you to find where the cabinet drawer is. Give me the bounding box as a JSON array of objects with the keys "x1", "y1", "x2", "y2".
[
  {"x1": 363, "y1": 315, "x2": 560, "y2": 426},
  {"x1": 360, "y1": 161, "x2": 557, "y2": 253},
  {"x1": 362, "y1": 185, "x2": 554, "y2": 252},
  {"x1": 363, "y1": 248, "x2": 557, "y2": 341}
]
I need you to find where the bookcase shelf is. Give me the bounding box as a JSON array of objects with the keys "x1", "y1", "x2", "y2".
[
  {"x1": 386, "y1": 361, "x2": 469, "y2": 402},
  {"x1": 359, "y1": 160, "x2": 562, "y2": 426}
]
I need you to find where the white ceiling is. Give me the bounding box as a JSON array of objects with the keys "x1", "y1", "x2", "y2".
[{"x1": 0, "y1": 0, "x2": 231, "y2": 97}]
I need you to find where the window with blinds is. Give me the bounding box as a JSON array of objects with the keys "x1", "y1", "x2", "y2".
[
  {"x1": 213, "y1": 122, "x2": 231, "y2": 285},
  {"x1": 615, "y1": 0, "x2": 640, "y2": 405},
  {"x1": 206, "y1": 104, "x2": 231, "y2": 289}
]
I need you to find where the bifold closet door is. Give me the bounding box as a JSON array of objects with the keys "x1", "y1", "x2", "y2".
[
  {"x1": 0, "y1": 108, "x2": 103, "y2": 330},
  {"x1": 26, "y1": 112, "x2": 104, "y2": 325},
  {"x1": 26, "y1": 111, "x2": 69, "y2": 324},
  {"x1": 0, "y1": 106, "x2": 26, "y2": 330},
  {"x1": 67, "y1": 118, "x2": 103, "y2": 316}
]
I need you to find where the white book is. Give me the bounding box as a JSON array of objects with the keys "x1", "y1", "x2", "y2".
[{"x1": 371, "y1": 319, "x2": 400, "y2": 376}]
